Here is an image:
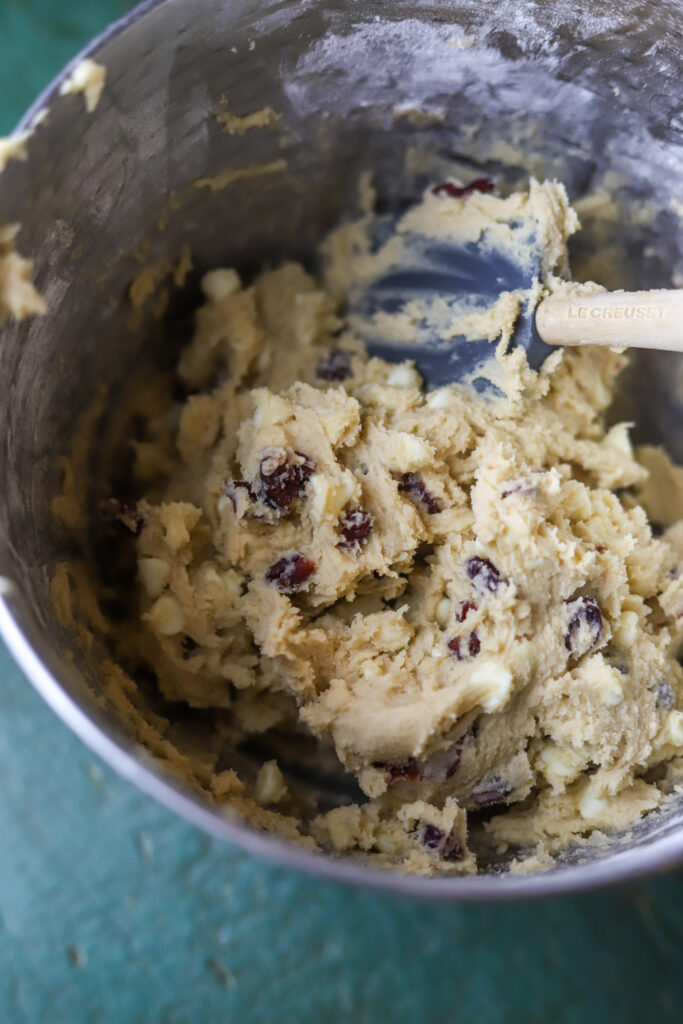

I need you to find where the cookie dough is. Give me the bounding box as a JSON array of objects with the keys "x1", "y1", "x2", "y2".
[
  {"x1": 107, "y1": 180, "x2": 683, "y2": 874},
  {"x1": 59, "y1": 59, "x2": 107, "y2": 113},
  {"x1": 0, "y1": 222, "x2": 46, "y2": 326},
  {"x1": 0, "y1": 131, "x2": 31, "y2": 173}
]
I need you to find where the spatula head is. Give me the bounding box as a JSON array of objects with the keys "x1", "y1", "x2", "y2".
[{"x1": 345, "y1": 188, "x2": 557, "y2": 390}]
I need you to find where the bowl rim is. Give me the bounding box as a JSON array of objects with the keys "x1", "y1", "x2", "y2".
[{"x1": 2, "y1": 0, "x2": 682, "y2": 901}]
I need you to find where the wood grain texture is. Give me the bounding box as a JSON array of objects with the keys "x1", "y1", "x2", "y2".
[{"x1": 2, "y1": 3, "x2": 683, "y2": 1022}]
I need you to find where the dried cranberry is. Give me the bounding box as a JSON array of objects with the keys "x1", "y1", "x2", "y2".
[
  {"x1": 399, "y1": 473, "x2": 441, "y2": 514},
  {"x1": 441, "y1": 835, "x2": 464, "y2": 862},
  {"x1": 420, "y1": 823, "x2": 464, "y2": 862},
  {"x1": 654, "y1": 680, "x2": 675, "y2": 710},
  {"x1": 431, "y1": 177, "x2": 495, "y2": 199},
  {"x1": 422, "y1": 735, "x2": 468, "y2": 781},
  {"x1": 265, "y1": 553, "x2": 316, "y2": 593},
  {"x1": 99, "y1": 498, "x2": 145, "y2": 536},
  {"x1": 316, "y1": 350, "x2": 352, "y2": 382},
  {"x1": 259, "y1": 448, "x2": 315, "y2": 513},
  {"x1": 564, "y1": 596, "x2": 602, "y2": 658},
  {"x1": 502, "y1": 481, "x2": 537, "y2": 499},
  {"x1": 470, "y1": 777, "x2": 513, "y2": 808},
  {"x1": 448, "y1": 632, "x2": 480, "y2": 660},
  {"x1": 466, "y1": 555, "x2": 505, "y2": 593},
  {"x1": 337, "y1": 508, "x2": 373, "y2": 552},
  {"x1": 421, "y1": 823, "x2": 443, "y2": 849},
  {"x1": 444, "y1": 742, "x2": 464, "y2": 780},
  {"x1": 374, "y1": 758, "x2": 421, "y2": 783},
  {"x1": 468, "y1": 632, "x2": 481, "y2": 656},
  {"x1": 181, "y1": 636, "x2": 198, "y2": 658},
  {"x1": 455, "y1": 599, "x2": 478, "y2": 623},
  {"x1": 222, "y1": 479, "x2": 255, "y2": 513},
  {"x1": 448, "y1": 636, "x2": 464, "y2": 660}
]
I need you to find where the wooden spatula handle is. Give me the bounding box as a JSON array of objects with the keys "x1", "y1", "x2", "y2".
[{"x1": 536, "y1": 289, "x2": 683, "y2": 352}]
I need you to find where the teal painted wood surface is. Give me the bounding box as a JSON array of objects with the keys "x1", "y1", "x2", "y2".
[{"x1": 1, "y1": 3, "x2": 682, "y2": 1021}]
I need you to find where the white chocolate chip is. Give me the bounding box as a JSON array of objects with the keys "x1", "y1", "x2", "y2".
[
  {"x1": 374, "y1": 823, "x2": 408, "y2": 855},
  {"x1": 252, "y1": 393, "x2": 292, "y2": 428},
  {"x1": 590, "y1": 663, "x2": 625, "y2": 707},
  {"x1": 158, "y1": 502, "x2": 201, "y2": 552},
  {"x1": 371, "y1": 615, "x2": 413, "y2": 651},
  {"x1": 613, "y1": 610, "x2": 639, "y2": 649},
  {"x1": 321, "y1": 807, "x2": 359, "y2": 850},
  {"x1": 600, "y1": 680, "x2": 624, "y2": 707},
  {"x1": 147, "y1": 594, "x2": 184, "y2": 636},
  {"x1": 579, "y1": 788, "x2": 608, "y2": 821},
  {"x1": 537, "y1": 742, "x2": 585, "y2": 792},
  {"x1": 659, "y1": 710, "x2": 683, "y2": 747},
  {"x1": 197, "y1": 564, "x2": 243, "y2": 604},
  {"x1": 361, "y1": 659, "x2": 383, "y2": 679},
  {"x1": 309, "y1": 470, "x2": 358, "y2": 523},
  {"x1": 254, "y1": 760, "x2": 287, "y2": 806},
  {"x1": 386, "y1": 364, "x2": 421, "y2": 389},
  {"x1": 601, "y1": 422, "x2": 633, "y2": 459},
  {"x1": 59, "y1": 58, "x2": 106, "y2": 113},
  {"x1": 426, "y1": 388, "x2": 454, "y2": 409},
  {"x1": 469, "y1": 660, "x2": 513, "y2": 712},
  {"x1": 435, "y1": 598, "x2": 451, "y2": 628},
  {"x1": 201, "y1": 268, "x2": 241, "y2": 301},
  {"x1": 138, "y1": 557, "x2": 171, "y2": 599},
  {"x1": 395, "y1": 432, "x2": 433, "y2": 470}
]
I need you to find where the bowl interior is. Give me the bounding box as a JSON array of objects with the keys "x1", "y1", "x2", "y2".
[{"x1": 1, "y1": 0, "x2": 682, "y2": 895}]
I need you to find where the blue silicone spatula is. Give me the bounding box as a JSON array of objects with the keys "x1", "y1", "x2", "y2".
[{"x1": 347, "y1": 179, "x2": 682, "y2": 390}]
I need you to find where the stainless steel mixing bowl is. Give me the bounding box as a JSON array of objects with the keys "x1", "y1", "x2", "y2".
[{"x1": 0, "y1": 0, "x2": 682, "y2": 899}]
